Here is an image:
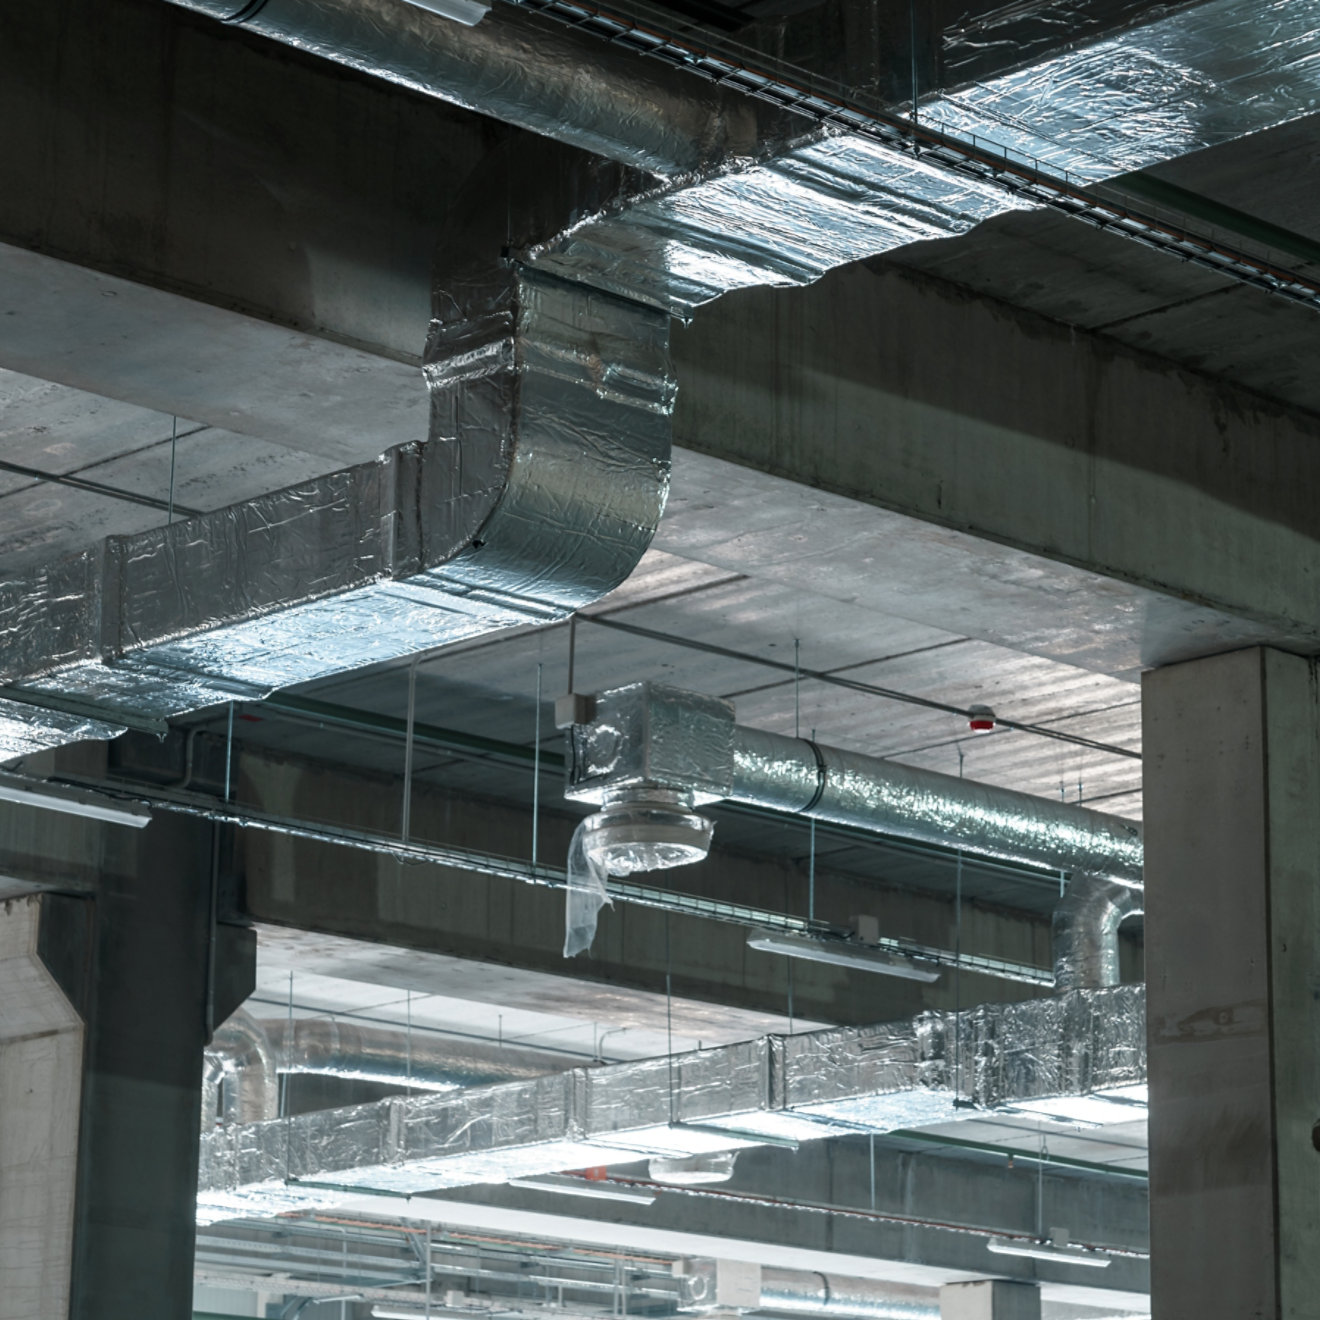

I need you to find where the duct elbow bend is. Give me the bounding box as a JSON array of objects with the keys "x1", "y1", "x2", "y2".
[
  {"x1": 1052, "y1": 873, "x2": 1143, "y2": 993},
  {"x1": 206, "y1": 1008, "x2": 279, "y2": 1124}
]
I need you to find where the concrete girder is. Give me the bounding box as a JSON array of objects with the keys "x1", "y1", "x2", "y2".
[
  {"x1": 669, "y1": 264, "x2": 1320, "y2": 679},
  {"x1": 332, "y1": 1132, "x2": 1151, "y2": 1310}
]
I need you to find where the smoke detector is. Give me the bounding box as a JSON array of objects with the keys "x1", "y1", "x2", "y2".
[{"x1": 581, "y1": 787, "x2": 714, "y2": 875}]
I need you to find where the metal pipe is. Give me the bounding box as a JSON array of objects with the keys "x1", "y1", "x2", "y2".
[
  {"x1": 262, "y1": 1018, "x2": 579, "y2": 1089},
  {"x1": 203, "y1": 1014, "x2": 581, "y2": 1124},
  {"x1": 757, "y1": 1270, "x2": 937, "y2": 1320},
  {"x1": 165, "y1": 0, "x2": 761, "y2": 177},
  {"x1": 729, "y1": 727, "x2": 1143, "y2": 888},
  {"x1": 201, "y1": 1053, "x2": 225, "y2": 1132},
  {"x1": 1052, "y1": 873, "x2": 1143, "y2": 993},
  {"x1": 210, "y1": 1008, "x2": 280, "y2": 1124}
]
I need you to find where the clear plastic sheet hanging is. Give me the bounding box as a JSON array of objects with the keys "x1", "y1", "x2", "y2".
[{"x1": 564, "y1": 817, "x2": 613, "y2": 957}]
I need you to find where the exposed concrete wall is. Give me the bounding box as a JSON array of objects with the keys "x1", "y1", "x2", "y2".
[
  {"x1": 0, "y1": 0, "x2": 488, "y2": 466},
  {"x1": 0, "y1": 0, "x2": 491, "y2": 361}
]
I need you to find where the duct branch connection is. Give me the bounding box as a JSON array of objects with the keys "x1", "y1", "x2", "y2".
[{"x1": 565, "y1": 684, "x2": 1143, "y2": 889}]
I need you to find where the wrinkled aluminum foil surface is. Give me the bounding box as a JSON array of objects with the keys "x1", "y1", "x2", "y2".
[{"x1": 197, "y1": 984, "x2": 1146, "y2": 1222}]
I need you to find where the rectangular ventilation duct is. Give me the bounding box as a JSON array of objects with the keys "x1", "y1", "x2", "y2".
[{"x1": 196, "y1": 984, "x2": 1145, "y2": 1223}]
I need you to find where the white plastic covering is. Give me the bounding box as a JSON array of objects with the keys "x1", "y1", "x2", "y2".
[{"x1": 563, "y1": 818, "x2": 613, "y2": 957}]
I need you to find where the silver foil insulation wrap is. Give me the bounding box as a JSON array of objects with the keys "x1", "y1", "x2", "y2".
[
  {"x1": 565, "y1": 684, "x2": 1142, "y2": 885},
  {"x1": 932, "y1": 0, "x2": 1320, "y2": 183},
  {"x1": 175, "y1": 0, "x2": 1320, "y2": 324},
  {"x1": 526, "y1": 0, "x2": 1320, "y2": 315},
  {"x1": 0, "y1": 273, "x2": 671, "y2": 765},
  {"x1": 730, "y1": 726, "x2": 1144, "y2": 886},
  {"x1": 197, "y1": 984, "x2": 1147, "y2": 1223},
  {"x1": 1053, "y1": 873, "x2": 1144, "y2": 993},
  {"x1": 167, "y1": 0, "x2": 765, "y2": 177},
  {"x1": 566, "y1": 683, "x2": 737, "y2": 807},
  {"x1": 204, "y1": 1012, "x2": 574, "y2": 1129},
  {"x1": 525, "y1": 131, "x2": 1023, "y2": 316}
]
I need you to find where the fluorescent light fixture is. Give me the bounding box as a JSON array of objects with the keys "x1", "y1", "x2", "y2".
[
  {"x1": 747, "y1": 930, "x2": 941, "y2": 982},
  {"x1": 401, "y1": 0, "x2": 491, "y2": 26},
  {"x1": 372, "y1": 1309, "x2": 430, "y2": 1320},
  {"x1": 506, "y1": 1174, "x2": 656, "y2": 1205},
  {"x1": 0, "y1": 773, "x2": 151, "y2": 829},
  {"x1": 986, "y1": 1237, "x2": 1111, "y2": 1268}
]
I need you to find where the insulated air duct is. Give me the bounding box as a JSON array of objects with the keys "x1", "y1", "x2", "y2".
[
  {"x1": 679, "y1": 1261, "x2": 938, "y2": 1319},
  {"x1": 166, "y1": 0, "x2": 1320, "y2": 318},
  {"x1": 206, "y1": 1009, "x2": 280, "y2": 1127},
  {"x1": 0, "y1": 269, "x2": 671, "y2": 764},
  {"x1": 19, "y1": 0, "x2": 1320, "y2": 761},
  {"x1": 565, "y1": 684, "x2": 1142, "y2": 886},
  {"x1": 756, "y1": 1272, "x2": 936, "y2": 1320},
  {"x1": 1052, "y1": 874, "x2": 1144, "y2": 993},
  {"x1": 203, "y1": 1011, "x2": 581, "y2": 1129},
  {"x1": 195, "y1": 984, "x2": 1146, "y2": 1222},
  {"x1": 166, "y1": 0, "x2": 766, "y2": 177}
]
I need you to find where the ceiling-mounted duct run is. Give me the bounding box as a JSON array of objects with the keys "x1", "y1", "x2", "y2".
[
  {"x1": 679, "y1": 1262, "x2": 939, "y2": 1320},
  {"x1": 1053, "y1": 874, "x2": 1144, "y2": 994},
  {"x1": 202, "y1": 1010, "x2": 584, "y2": 1131},
  {"x1": 169, "y1": 0, "x2": 1320, "y2": 320},
  {"x1": 0, "y1": 271, "x2": 671, "y2": 764},
  {"x1": 195, "y1": 983, "x2": 1145, "y2": 1223},
  {"x1": 166, "y1": 0, "x2": 765, "y2": 178},
  {"x1": 565, "y1": 683, "x2": 1143, "y2": 887}
]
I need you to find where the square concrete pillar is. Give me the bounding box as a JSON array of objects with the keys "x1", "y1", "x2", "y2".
[
  {"x1": 0, "y1": 810, "x2": 254, "y2": 1320},
  {"x1": 939, "y1": 1277, "x2": 1040, "y2": 1320},
  {"x1": 0, "y1": 896, "x2": 84, "y2": 1320},
  {"x1": 939, "y1": 1280, "x2": 1040, "y2": 1319},
  {"x1": 1143, "y1": 648, "x2": 1320, "y2": 1319}
]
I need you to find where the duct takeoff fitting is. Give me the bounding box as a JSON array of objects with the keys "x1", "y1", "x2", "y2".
[
  {"x1": 580, "y1": 786, "x2": 714, "y2": 875},
  {"x1": 565, "y1": 683, "x2": 1144, "y2": 886}
]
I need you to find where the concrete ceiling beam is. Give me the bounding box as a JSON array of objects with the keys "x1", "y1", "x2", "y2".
[
  {"x1": 671, "y1": 264, "x2": 1320, "y2": 678},
  {"x1": 335, "y1": 1130, "x2": 1152, "y2": 1310}
]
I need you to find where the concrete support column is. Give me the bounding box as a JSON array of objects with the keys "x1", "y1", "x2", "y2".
[
  {"x1": 0, "y1": 896, "x2": 84, "y2": 1320},
  {"x1": 8, "y1": 811, "x2": 255, "y2": 1320},
  {"x1": 1143, "y1": 647, "x2": 1320, "y2": 1319},
  {"x1": 939, "y1": 1280, "x2": 1040, "y2": 1319}
]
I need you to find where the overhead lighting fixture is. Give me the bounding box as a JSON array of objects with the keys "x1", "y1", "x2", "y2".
[
  {"x1": 747, "y1": 930, "x2": 941, "y2": 982},
  {"x1": 506, "y1": 1174, "x2": 656, "y2": 1205},
  {"x1": 0, "y1": 772, "x2": 151, "y2": 829},
  {"x1": 986, "y1": 1236, "x2": 1112, "y2": 1268}
]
